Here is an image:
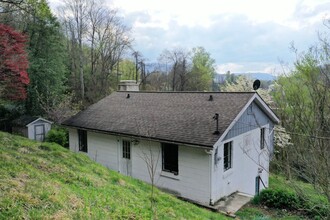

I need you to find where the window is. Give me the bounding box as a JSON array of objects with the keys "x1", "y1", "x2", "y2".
[
  {"x1": 162, "y1": 143, "x2": 178, "y2": 175},
  {"x1": 78, "y1": 130, "x2": 87, "y2": 152},
  {"x1": 223, "y1": 141, "x2": 232, "y2": 171},
  {"x1": 122, "y1": 140, "x2": 131, "y2": 159},
  {"x1": 260, "y1": 128, "x2": 265, "y2": 150}
]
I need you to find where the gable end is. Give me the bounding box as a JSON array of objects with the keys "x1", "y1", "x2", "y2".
[{"x1": 224, "y1": 101, "x2": 274, "y2": 141}]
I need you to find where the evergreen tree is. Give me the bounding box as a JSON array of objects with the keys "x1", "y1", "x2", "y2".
[{"x1": 24, "y1": 0, "x2": 68, "y2": 115}]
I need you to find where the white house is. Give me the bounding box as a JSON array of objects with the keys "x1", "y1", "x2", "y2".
[
  {"x1": 62, "y1": 91, "x2": 279, "y2": 206},
  {"x1": 12, "y1": 116, "x2": 53, "y2": 141}
]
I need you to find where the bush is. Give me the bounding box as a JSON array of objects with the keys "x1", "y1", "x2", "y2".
[
  {"x1": 45, "y1": 127, "x2": 68, "y2": 147},
  {"x1": 254, "y1": 188, "x2": 330, "y2": 218},
  {"x1": 256, "y1": 189, "x2": 300, "y2": 210}
]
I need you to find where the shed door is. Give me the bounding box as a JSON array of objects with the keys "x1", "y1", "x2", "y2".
[
  {"x1": 120, "y1": 140, "x2": 132, "y2": 176},
  {"x1": 34, "y1": 124, "x2": 45, "y2": 141}
]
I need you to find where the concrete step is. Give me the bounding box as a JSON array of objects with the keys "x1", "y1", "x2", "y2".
[{"x1": 213, "y1": 192, "x2": 253, "y2": 217}]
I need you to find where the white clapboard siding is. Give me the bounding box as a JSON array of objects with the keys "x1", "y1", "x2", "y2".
[
  {"x1": 27, "y1": 119, "x2": 52, "y2": 141},
  {"x1": 68, "y1": 130, "x2": 212, "y2": 205},
  {"x1": 132, "y1": 139, "x2": 211, "y2": 205},
  {"x1": 68, "y1": 128, "x2": 79, "y2": 152},
  {"x1": 87, "y1": 132, "x2": 119, "y2": 170},
  {"x1": 211, "y1": 126, "x2": 270, "y2": 203},
  {"x1": 68, "y1": 118, "x2": 271, "y2": 206}
]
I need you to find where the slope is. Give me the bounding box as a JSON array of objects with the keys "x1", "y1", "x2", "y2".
[{"x1": 0, "y1": 131, "x2": 228, "y2": 219}]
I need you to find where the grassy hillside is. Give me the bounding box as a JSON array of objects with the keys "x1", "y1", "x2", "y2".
[{"x1": 0, "y1": 131, "x2": 228, "y2": 219}]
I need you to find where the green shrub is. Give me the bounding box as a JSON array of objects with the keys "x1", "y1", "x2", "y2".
[
  {"x1": 257, "y1": 189, "x2": 300, "y2": 210},
  {"x1": 45, "y1": 128, "x2": 68, "y2": 147},
  {"x1": 255, "y1": 188, "x2": 329, "y2": 218}
]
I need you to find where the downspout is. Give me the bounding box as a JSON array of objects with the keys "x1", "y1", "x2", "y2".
[
  {"x1": 117, "y1": 138, "x2": 120, "y2": 172},
  {"x1": 209, "y1": 152, "x2": 213, "y2": 205},
  {"x1": 205, "y1": 149, "x2": 213, "y2": 205}
]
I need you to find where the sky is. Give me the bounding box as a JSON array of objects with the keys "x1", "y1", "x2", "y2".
[{"x1": 48, "y1": 0, "x2": 330, "y2": 75}]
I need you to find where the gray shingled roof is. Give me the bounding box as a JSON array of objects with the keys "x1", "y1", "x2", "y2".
[{"x1": 62, "y1": 92, "x2": 256, "y2": 147}]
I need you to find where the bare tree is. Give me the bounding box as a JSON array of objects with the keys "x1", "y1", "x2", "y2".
[
  {"x1": 145, "y1": 71, "x2": 168, "y2": 91},
  {"x1": 60, "y1": 0, "x2": 89, "y2": 101},
  {"x1": 135, "y1": 119, "x2": 161, "y2": 219},
  {"x1": 85, "y1": 1, "x2": 131, "y2": 102},
  {"x1": 59, "y1": 0, "x2": 131, "y2": 104},
  {"x1": 0, "y1": 0, "x2": 24, "y2": 13},
  {"x1": 138, "y1": 141, "x2": 160, "y2": 217},
  {"x1": 0, "y1": 0, "x2": 22, "y2": 3},
  {"x1": 37, "y1": 92, "x2": 80, "y2": 124},
  {"x1": 159, "y1": 48, "x2": 191, "y2": 91}
]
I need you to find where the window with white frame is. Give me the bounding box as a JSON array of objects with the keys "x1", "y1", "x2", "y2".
[
  {"x1": 162, "y1": 143, "x2": 178, "y2": 175},
  {"x1": 223, "y1": 141, "x2": 232, "y2": 171}
]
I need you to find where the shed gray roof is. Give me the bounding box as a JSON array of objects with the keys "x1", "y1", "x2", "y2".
[
  {"x1": 12, "y1": 116, "x2": 53, "y2": 127},
  {"x1": 62, "y1": 92, "x2": 269, "y2": 148}
]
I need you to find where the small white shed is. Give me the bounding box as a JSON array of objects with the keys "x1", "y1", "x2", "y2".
[{"x1": 12, "y1": 116, "x2": 53, "y2": 141}]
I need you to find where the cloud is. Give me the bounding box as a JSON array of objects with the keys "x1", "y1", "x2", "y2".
[
  {"x1": 128, "y1": 10, "x2": 327, "y2": 72},
  {"x1": 216, "y1": 62, "x2": 284, "y2": 74},
  {"x1": 47, "y1": 0, "x2": 330, "y2": 73}
]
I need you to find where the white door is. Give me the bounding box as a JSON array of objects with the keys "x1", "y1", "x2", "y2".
[
  {"x1": 34, "y1": 124, "x2": 45, "y2": 141},
  {"x1": 120, "y1": 140, "x2": 132, "y2": 176}
]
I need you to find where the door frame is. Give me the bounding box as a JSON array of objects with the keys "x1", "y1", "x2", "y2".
[
  {"x1": 34, "y1": 124, "x2": 45, "y2": 141},
  {"x1": 119, "y1": 139, "x2": 132, "y2": 176}
]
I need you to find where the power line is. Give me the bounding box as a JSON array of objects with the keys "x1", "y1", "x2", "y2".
[
  {"x1": 233, "y1": 119, "x2": 330, "y2": 141},
  {"x1": 274, "y1": 128, "x2": 330, "y2": 141}
]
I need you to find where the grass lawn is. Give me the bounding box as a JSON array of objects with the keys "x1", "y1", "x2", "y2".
[
  {"x1": 0, "y1": 131, "x2": 228, "y2": 219},
  {"x1": 1, "y1": 131, "x2": 327, "y2": 219}
]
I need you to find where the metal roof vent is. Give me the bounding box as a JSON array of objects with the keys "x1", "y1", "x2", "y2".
[
  {"x1": 126, "y1": 94, "x2": 130, "y2": 99},
  {"x1": 208, "y1": 95, "x2": 213, "y2": 101}
]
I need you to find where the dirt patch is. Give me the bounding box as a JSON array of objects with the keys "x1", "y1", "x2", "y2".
[
  {"x1": 118, "y1": 179, "x2": 126, "y2": 186},
  {"x1": 51, "y1": 210, "x2": 69, "y2": 220}
]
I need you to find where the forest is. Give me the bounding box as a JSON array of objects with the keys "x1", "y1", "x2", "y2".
[
  {"x1": 0, "y1": 0, "x2": 329, "y2": 218},
  {"x1": 0, "y1": 0, "x2": 218, "y2": 122}
]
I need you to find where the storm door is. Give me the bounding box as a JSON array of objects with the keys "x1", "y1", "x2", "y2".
[{"x1": 121, "y1": 140, "x2": 132, "y2": 176}]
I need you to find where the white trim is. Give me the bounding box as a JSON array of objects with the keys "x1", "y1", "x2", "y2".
[
  {"x1": 253, "y1": 93, "x2": 280, "y2": 124},
  {"x1": 160, "y1": 171, "x2": 180, "y2": 180},
  {"x1": 215, "y1": 93, "x2": 279, "y2": 145}
]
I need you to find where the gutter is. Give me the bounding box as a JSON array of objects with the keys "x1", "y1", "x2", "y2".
[{"x1": 62, "y1": 124, "x2": 214, "y2": 150}]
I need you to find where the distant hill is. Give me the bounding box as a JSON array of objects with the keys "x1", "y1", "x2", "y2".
[
  {"x1": 237, "y1": 72, "x2": 276, "y2": 81},
  {"x1": 144, "y1": 63, "x2": 276, "y2": 82},
  {"x1": 214, "y1": 72, "x2": 276, "y2": 84}
]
